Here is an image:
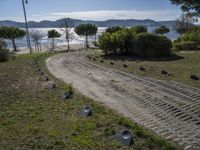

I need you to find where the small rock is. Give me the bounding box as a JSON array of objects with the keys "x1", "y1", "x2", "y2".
[
  {"x1": 81, "y1": 106, "x2": 92, "y2": 117},
  {"x1": 191, "y1": 75, "x2": 199, "y2": 81},
  {"x1": 161, "y1": 70, "x2": 168, "y2": 75},
  {"x1": 61, "y1": 92, "x2": 70, "y2": 100},
  {"x1": 110, "y1": 62, "x2": 114, "y2": 65},
  {"x1": 123, "y1": 64, "x2": 128, "y2": 68},
  {"x1": 48, "y1": 83, "x2": 56, "y2": 89},
  {"x1": 116, "y1": 129, "x2": 133, "y2": 146},
  {"x1": 140, "y1": 67, "x2": 145, "y2": 71},
  {"x1": 43, "y1": 76, "x2": 49, "y2": 81},
  {"x1": 100, "y1": 60, "x2": 104, "y2": 63}
]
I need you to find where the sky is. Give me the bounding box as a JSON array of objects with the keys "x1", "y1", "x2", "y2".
[{"x1": 0, "y1": 0, "x2": 182, "y2": 22}]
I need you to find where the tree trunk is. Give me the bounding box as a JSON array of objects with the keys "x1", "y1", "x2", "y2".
[
  {"x1": 67, "y1": 38, "x2": 70, "y2": 52},
  {"x1": 52, "y1": 38, "x2": 54, "y2": 49},
  {"x1": 12, "y1": 38, "x2": 17, "y2": 52},
  {"x1": 86, "y1": 36, "x2": 89, "y2": 48}
]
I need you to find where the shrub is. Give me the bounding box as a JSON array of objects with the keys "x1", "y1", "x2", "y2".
[
  {"x1": 135, "y1": 33, "x2": 172, "y2": 57},
  {"x1": 99, "y1": 29, "x2": 135, "y2": 55},
  {"x1": 173, "y1": 26, "x2": 200, "y2": 50},
  {"x1": 0, "y1": 39, "x2": 7, "y2": 49},
  {"x1": 99, "y1": 30, "x2": 172, "y2": 57},
  {"x1": 157, "y1": 36, "x2": 172, "y2": 56},
  {"x1": 99, "y1": 32, "x2": 116, "y2": 55},
  {"x1": 181, "y1": 31, "x2": 200, "y2": 44},
  {"x1": 0, "y1": 48, "x2": 9, "y2": 62},
  {"x1": 111, "y1": 29, "x2": 136, "y2": 54},
  {"x1": 174, "y1": 41, "x2": 198, "y2": 50}
]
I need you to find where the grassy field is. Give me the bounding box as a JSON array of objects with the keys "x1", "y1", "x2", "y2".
[
  {"x1": 0, "y1": 52, "x2": 181, "y2": 150},
  {"x1": 89, "y1": 50, "x2": 200, "y2": 88}
]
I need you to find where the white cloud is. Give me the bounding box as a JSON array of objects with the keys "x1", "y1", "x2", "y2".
[
  {"x1": 50, "y1": 9, "x2": 181, "y2": 21},
  {"x1": 1, "y1": 9, "x2": 182, "y2": 22}
]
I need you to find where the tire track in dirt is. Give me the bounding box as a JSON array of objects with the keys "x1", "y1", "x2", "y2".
[{"x1": 46, "y1": 52, "x2": 200, "y2": 150}]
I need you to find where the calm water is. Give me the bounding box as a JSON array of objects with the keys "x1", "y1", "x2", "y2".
[{"x1": 6, "y1": 27, "x2": 179, "y2": 49}]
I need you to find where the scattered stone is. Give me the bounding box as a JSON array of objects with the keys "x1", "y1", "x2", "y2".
[
  {"x1": 191, "y1": 75, "x2": 199, "y2": 81},
  {"x1": 87, "y1": 56, "x2": 92, "y2": 59},
  {"x1": 37, "y1": 68, "x2": 41, "y2": 72},
  {"x1": 116, "y1": 129, "x2": 133, "y2": 146},
  {"x1": 161, "y1": 70, "x2": 168, "y2": 75},
  {"x1": 140, "y1": 67, "x2": 145, "y2": 71},
  {"x1": 40, "y1": 72, "x2": 44, "y2": 76},
  {"x1": 110, "y1": 62, "x2": 114, "y2": 65},
  {"x1": 43, "y1": 76, "x2": 49, "y2": 81},
  {"x1": 61, "y1": 92, "x2": 70, "y2": 100},
  {"x1": 93, "y1": 58, "x2": 96, "y2": 61},
  {"x1": 100, "y1": 60, "x2": 104, "y2": 63},
  {"x1": 48, "y1": 83, "x2": 56, "y2": 89},
  {"x1": 123, "y1": 64, "x2": 128, "y2": 68},
  {"x1": 81, "y1": 106, "x2": 92, "y2": 117}
]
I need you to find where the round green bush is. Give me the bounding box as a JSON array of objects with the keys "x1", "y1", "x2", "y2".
[
  {"x1": 0, "y1": 48, "x2": 9, "y2": 62},
  {"x1": 157, "y1": 36, "x2": 172, "y2": 56},
  {"x1": 135, "y1": 33, "x2": 172, "y2": 57}
]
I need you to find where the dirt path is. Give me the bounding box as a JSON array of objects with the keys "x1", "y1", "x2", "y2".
[{"x1": 46, "y1": 51, "x2": 200, "y2": 150}]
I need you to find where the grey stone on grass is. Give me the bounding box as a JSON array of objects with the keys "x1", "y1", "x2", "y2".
[
  {"x1": 116, "y1": 129, "x2": 133, "y2": 146},
  {"x1": 43, "y1": 76, "x2": 49, "y2": 81},
  {"x1": 140, "y1": 67, "x2": 145, "y2": 71},
  {"x1": 161, "y1": 70, "x2": 168, "y2": 75},
  {"x1": 191, "y1": 75, "x2": 199, "y2": 81},
  {"x1": 61, "y1": 92, "x2": 70, "y2": 100},
  {"x1": 48, "y1": 83, "x2": 56, "y2": 89},
  {"x1": 81, "y1": 106, "x2": 92, "y2": 117},
  {"x1": 123, "y1": 64, "x2": 128, "y2": 68}
]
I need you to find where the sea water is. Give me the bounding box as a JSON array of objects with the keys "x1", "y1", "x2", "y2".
[{"x1": 5, "y1": 27, "x2": 178, "y2": 49}]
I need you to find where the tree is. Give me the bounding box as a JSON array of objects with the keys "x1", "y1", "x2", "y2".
[
  {"x1": 170, "y1": 0, "x2": 200, "y2": 17},
  {"x1": 155, "y1": 26, "x2": 170, "y2": 35},
  {"x1": 59, "y1": 18, "x2": 74, "y2": 52},
  {"x1": 132, "y1": 25, "x2": 147, "y2": 34},
  {"x1": 48, "y1": 29, "x2": 61, "y2": 49},
  {"x1": 0, "y1": 26, "x2": 26, "y2": 51},
  {"x1": 176, "y1": 13, "x2": 196, "y2": 34},
  {"x1": 105, "y1": 26, "x2": 123, "y2": 34},
  {"x1": 75, "y1": 24, "x2": 98, "y2": 48},
  {"x1": 31, "y1": 31, "x2": 45, "y2": 53}
]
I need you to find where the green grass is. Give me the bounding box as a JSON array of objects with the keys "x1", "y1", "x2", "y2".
[
  {"x1": 0, "y1": 51, "x2": 181, "y2": 150},
  {"x1": 89, "y1": 50, "x2": 200, "y2": 88}
]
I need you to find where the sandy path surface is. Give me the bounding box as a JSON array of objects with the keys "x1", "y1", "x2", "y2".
[{"x1": 46, "y1": 51, "x2": 200, "y2": 150}]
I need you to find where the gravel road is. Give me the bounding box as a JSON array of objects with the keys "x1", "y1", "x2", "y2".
[{"x1": 46, "y1": 51, "x2": 200, "y2": 150}]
